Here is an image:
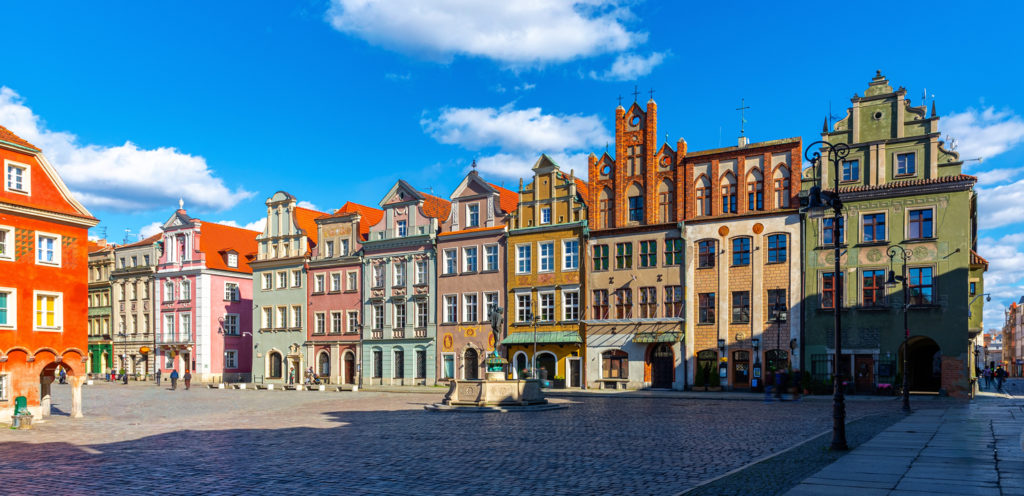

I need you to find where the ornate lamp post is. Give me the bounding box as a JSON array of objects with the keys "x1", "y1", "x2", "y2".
[
  {"x1": 885, "y1": 245, "x2": 913, "y2": 413},
  {"x1": 802, "y1": 140, "x2": 850, "y2": 451}
]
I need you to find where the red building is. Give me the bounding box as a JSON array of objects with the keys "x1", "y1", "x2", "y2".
[{"x1": 0, "y1": 125, "x2": 98, "y2": 420}]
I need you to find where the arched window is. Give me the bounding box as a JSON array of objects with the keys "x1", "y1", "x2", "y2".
[
  {"x1": 318, "y1": 351, "x2": 330, "y2": 377},
  {"x1": 602, "y1": 350, "x2": 628, "y2": 379},
  {"x1": 657, "y1": 179, "x2": 675, "y2": 223},
  {"x1": 599, "y1": 187, "x2": 613, "y2": 228},
  {"x1": 747, "y1": 169, "x2": 764, "y2": 211},
  {"x1": 627, "y1": 183, "x2": 644, "y2": 222},
  {"x1": 721, "y1": 172, "x2": 737, "y2": 213},
  {"x1": 696, "y1": 175, "x2": 712, "y2": 216},
  {"x1": 774, "y1": 165, "x2": 791, "y2": 208},
  {"x1": 269, "y1": 352, "x2": 283, "y2": 379}
]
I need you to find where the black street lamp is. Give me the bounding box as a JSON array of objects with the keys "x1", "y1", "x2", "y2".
[
  {"x1": 801, "y1": 140, "x2": 850, "y2": 451},
  {"x1": 886, "y1": 245, "x2": 913, "y2": 413}
]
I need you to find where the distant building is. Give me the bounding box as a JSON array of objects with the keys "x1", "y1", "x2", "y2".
[
  {"x1": 87, "y1": 241, "x2": 115, "y2": 376},
  {"x1": 110, "y1": 234, "x2": 161, "y2": 378},
  {"x1": 1002, "y1": 301, "x2": 1021, "y2": 376}
]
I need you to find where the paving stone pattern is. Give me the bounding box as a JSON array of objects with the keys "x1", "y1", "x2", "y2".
[{"x1": 0, "y1": 383, "x2": 899, "y2": 495}]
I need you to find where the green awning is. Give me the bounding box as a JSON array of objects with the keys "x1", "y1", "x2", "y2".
[
  {"x1": 633, "y1": 331, "x2": 683, "y2": 344},
  {"x1": 502, "y1": 331, "x2": 582, "y2": 345}
]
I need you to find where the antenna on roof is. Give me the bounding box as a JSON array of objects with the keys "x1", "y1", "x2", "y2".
[
  {"x1": 93, "y1": 226, "x2": 107, "y2": 240},
  {"x1": 123, "y1": 228, "x2": 133, "y2": 244}
]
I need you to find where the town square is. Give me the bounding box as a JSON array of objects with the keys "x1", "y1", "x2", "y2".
[{"x1": 2, "y1": 1, "x2": 1024, "y2": 494}]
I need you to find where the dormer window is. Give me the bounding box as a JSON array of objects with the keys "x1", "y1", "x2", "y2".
[
  {"x1": 325, "y1": 241, "x2": 335, "y2": 258},
  {"x1": 227, "y1": 252, "x2": 238, "y2": 268},
  {"x1": 5, "y1": 161, "x2": 29, "y2": 194},
  {"x1": 541, "y1": 207, "x2": 551, "y2": 224},
  {"x1": 397, "y1": 220, "x2": 407, "y2": 237},
  {"x1": 467, "y1": 204, "x2": 480, "y2": 228},
  {"x1": 340, "y1": 239, "x2": 349, "y2": 256}
]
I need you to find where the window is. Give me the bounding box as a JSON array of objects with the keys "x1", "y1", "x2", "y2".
[
  {"x1": 563, "y1": 290, "x2": 579, "y2": 321},
  {"x1": 541, "y1": 207, "x2": 551, "y2": 224},
  {"x1": 862, "y1": 270, "x2": 886, "y2": 307},
  {"x1": 373, "y1": 265, "x2": 385, "y2": 288},
  {"x1": 599, "y1": 195, "x2": 612, "y2": 228},
  {"x1": 539, "y1": 292, "x2": 555, "y2": 321},
  {"x1": 767, "y1": 289, "x2": 787, "y2": 321},
  {"x1": 314, "y1": 274, "x2": 325, "y2": 293},
  {"x1": 372, "y1": 350, "x2": 383, "y2": 378},
  {"x1": 347, "y1": 311, "x2": 359, "y2": 333},
  {"x1": 142, "y1": 283, "x2": 150, "y2": 300},
  {"x1": 262, "y1": 273, "x2": 273, "y2": 290},
  {"x1": 0, "y1": 226, "x2": 12, "y2": 261},
  {"x1": 325, "y1": 273, "x2": 338, "y2": 292},
  {"x1": 698, "y1": 293, "x2": 715, "y2": 324},
  {"x1": 373, "y1": 303, "x2": 384, "y2": 329},
  {"x1": 226, "y1": 253, "x2": 238, "y2": 268},
  {"x1": 180, "y1": 313, "x2": 191, "y2": 339},
  {"x1": 222, "y1": 314, "x2": 239, "y2": 335},
  {"x1": 748, "y1": 172, "x2": 764, "y2": 211},
  {"x1": 277, "y1": 307, "x2": 287, "y2": 329},
  {"x1": 696, "y1": 177, "x2": 712, "y2": 216},
  {"x1": 224, "y1": 350, "x2": 238, "y2": 369},
  {"x1": 863, "y1": 213, "x2": 886, "y2": 242},
  {"x1": 416, "y1": 300, "x2": 428, "y2": 328},
  {"x1": 325, "y1": 241, "x2": 335, "y2": 258},
  {"x1": 896, "y1": 152, "x2": 915, "y2": 175},
  {"x1": 394, "y1": 263, "x2": 406, "y2": 286},
  {"x1": 628, "y1": 195, "x2": 644, "y2": 221},
  {"x1": 0, "y1": 288, "x2": 15, "y2": 328},
  {"x1": 698, "y1": 240, "x2": 716, "y2": 268},
  {"x1": 484, "y1": 245, "x2": 499, "y2": 271},
  {"x1": 908, "y1": 209, "x2": 933, "y2": 239},
  {"x1": 517, "y1": 294, "x2": 532, "y2": 322},
  {"x1": 563, "y1": 240, "x2": 579, "y2": 270},
  {"x1": 602, "y1": 350, "x2": 628, "y2": 379},
  {"x1": 467, "y1": 204, "x2": 480, "y2": 227},
  {"x1": 262, "y1": 308, "x2": 273, "y2": 329},
  {"x1": 164, "y1": 314, "x2": 176, "y2": 336},
  {"x1": 346, "y1": 271, "x2": 358, "y2": 291},
  {"x1": 614, "y1": 288, "x2": 632, "y2": 318},
  {"x1": 658, "y1": 183, "x2": 675, "y2": 223},
  {"x1": 395, "y1": 303, "x2": 407, "y2": 328},
  {"x1": 592, "y1": 290, "x2": 609, "y2": 319},
  {"x1": 592, "y1": 244, "x2": 609, "y2": 271},
  {"x1": 970, "y1": 282, "x2": 977, "y2": 297},
  {"x1": 767, "y1": 234, "x2": 787, "y2": 263},
  {"x1": 639, "y1": 287, "x2": 657, "y2": 318},
  {"x1": 721, "y1": 180, "x2": 737, "y2": 213},
  {"x1": 394, "y1": 349, "x2": 405, "y2": 378},
  {"x1": 464, "y1": 247, "x2": 478, "y2": 272},
  {"x1": 277, "y1": 271, "x2": 288, "y2": 289},
  {"x1": 224, "y1": 282, "x2": 239, "y2": 301},
  {"x1": 314, "y1": 313, "x2": 326, "y2": 334},
  {"x1": 180, "y1": 280, "x2": 191, "y2": 301},
  {"x1": 442, "y1": 354, "x2": 455, "y2": 379},
  {"x1": 5, "y1": 162, "x2": 28, "y2": 193},
  {"x1": 909, "y1": 267, "x2": 934, "y2": 305},
  {"x1": 164, "y1": 351, "x2": 174, "y2": 369},
  {"x1": 823, "y1": 218, "x2": 845, "y2": 245},
  {"x1": 821, "y1": 272, "x2": 844, "y2": 309},
  {"x1": 516, "y1": 245, "x2": 531, "y2": 274},
  {"x1": 615, "y1": 242, "x2": 633, "y2": 269},
  {"x1": 292, "y1": 305, "x2": 302, "y2": 328},
  {"x1": 774, "y1": 176, "x2": 791, "y2": 208},
  {"x1": 664, "y1": 239, "x2": 683, "y2": 266},
  {"x1": 415, "y1": 261, "x2": 427, "y2": 284},
  {"x1": 464, "y1": 294, "x2": 478, "y2": 322},
  {"x1": 664, "y1": 286, "x2": 683, "y2": 317},
  {"x1": 732, "y1": 291, "x2": 750, "y2": 323},
  {"x1": 0, "y1": 373, "x2": 9, "y2": 401},
  {"x1": 732, "y1": 238, "x2": 750, "y2": 266},
  {"x1": 416, "y1": 349, "x2": 427, "y2": 379},
  {"x1": 444, "y1": 249, "x2": 457, "y2": 275},
  {"x1": 639, "y1": 241, "x2": 657, "y2": 268},
  {"x1": 36, "y1": 233, "x2": 60, "y2": 266},
  {"x1": 539, "y1": 242, "x2": 554, "y2": 272},
  {"x1": 292, "y1": 270, "x2": 302, "y2": 287},
  {"x1": 339, "y1": 239, "x2": 349, "y2": 256},
  {"x1": 842, "y1": 159, "x2": 859, "y2": 182},
  {"x1": 445, "y1": 295, "x2": 458, "y2": 324},
  {"x1": 396, "y1": 220, "x2": 407, "y2": 237}
]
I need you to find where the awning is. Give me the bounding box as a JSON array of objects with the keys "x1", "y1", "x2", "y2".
[
  {"x1": 501, "y1": 331, "x2": 582, "y2": 345},
  {"x1": 633, "y1": 331, "x2": 684, "y2": 343}
]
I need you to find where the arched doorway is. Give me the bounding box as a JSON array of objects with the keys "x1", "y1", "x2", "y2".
[
  {"x1": 902, "y1": 336, "x2": 941, "y2": 392},
  {"x1": 344, "y1": 352, "x2": 356, "y2": 384},
  {"x1": 268, "y1": 352, "x2": 283, "y2": 379},
  {"x1": 513, "y1": 352, "x2": 528, "y2": 379},
  {"x1": 39, "y1": 360, "x2": 76, "y2": 417},
  {"x1": 318, "y1": 352, "x2": 330, "y2": 378},
  {"x1": 696, "y1": 349, "x2": 718, "y2": 388},
  {"x1": 649, "y1": 343, "x2": 674, "y2": 389},
  {"x1": 732, "y1": 350, "x2": 750, "y2": 389},
  {"x1": 536, "y1": 352, "x2": 556, "y2": 381},
  {"x1": 765, "y1": 349, "x2": 789, "y2": 373},
  {"x1": 464, "y1": 348, "x2": 479, "y2": 380}
]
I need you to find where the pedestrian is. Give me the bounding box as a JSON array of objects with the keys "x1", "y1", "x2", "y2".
[
  {"x1": 775, "y1": 368, "x2": 786, "y2": 400},
  {"x1": 106, "y1": 367, "x2": 112, "y2": 382},
  {"x1": 791, "y1": 369, "x2": 802, "y2": 401},
  {"x1": 155, "y1": 368, "x2": 162, "y2": 387},
  {"x1": 996, "y1": 365, "x2": 1007, "y2": 392},
  {"x1": 58, "y1": 368, "x2": 66, "y2": 385},
  {"x1": 121, "y1": 368, "x2": 128, "y2": 385},
  {"x1": 764, "y1": 370, "x2": 775, "y2": 402},
  {"x1": 170, "y1": 369, "x2": 179, "y2": 390},
  {"x1": 184, "y1": 370, "x2": 192, "y2": 390},
  {"x1": 983, "y1": 366, "x2": 993, "y2": 390}
]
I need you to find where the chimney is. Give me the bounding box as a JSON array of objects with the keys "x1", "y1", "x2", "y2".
[{"x1": 738, "y1": 136, "x2": 749, "y2": 148}]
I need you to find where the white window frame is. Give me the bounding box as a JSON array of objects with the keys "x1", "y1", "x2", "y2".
[
  {"x1": 467, "y1": 203, "x2": 480, "y2": 227},
  {"x1": 226, "y1": 252, "x2": 238, "y2": 268},
  {"x1": 262, "y1": 273, "x2": 273, "y2": 290},
  {"x1": 562, "y1": 288, "x2": 580, "y2": 322},
  {"x1": 180, "y1": 279, "x2": 191, "y2": 301},
  {"x1": 416, "y1": 300, "x2": 428, "y2": 328},
  {"x1": 346, "y1": 271, "x2": 358, "y2": 291},
  {"x1": 0, "y1": 373, "x2": 9, "y2": 401},
  {"x1": 373, "y1": 303, "x2": 384, "y2": 330},
  {"x1": 516, "y1": 244, "x2": 531, "y2": 274},
  {"x1": 373, "y1": 264, "x2": 385, "y2": 288},
  {"x1": 325, "y1": 240, "x2": 335, "y2": 258},
  {"x1": 444, "y1": 294, "x2": 458, "y2": 324},
  {"x1": 394, "y1": 262, "x2": 406, "y2": 286},
  {"x1": 484, "y1": 292, "x2": 499, "y2": 320},
  {"x1": 314, "y1": 312, "x2": 326, "y2": 334},
  {"x1": 32, "y1": 290, "x2": 63, "y2": 331},
  {"x1": 397, "y1": 220, "x2": 407, "y2": 237},
  {"x1": 394, "y1": 302, "x2": 407, "y2": 328},
  {"x1": 415, "y1": 261, "x2": 427, "y2": 284},
  {"x1": 562, "y1": 239, "x2": 579, "y2": 270},
  {"x1": 4, "y1": 159, "x2": 30, "y2": 194},
  {"x1": 277, "y1": 271, "x2": 288, "y2": 289},
  {"x1": 262, "y1": 307, "x2": 273, "y2": 329},
  {"x1": 541, "y1": 206, "x2": 551, "y2": 224},
  {"x1": 0, "y1": 225, "x2": 14, "y2": 262},
  {"x1": 340, "y1": 239, "x2": 349, "y2": 256},
  {"x1": 277, "y1": 306, "x2": 288, "y2": 329},
  {"x1": 223, "y1": 282, "x2": 239, "y2": 301},
  {"x1": 538, "y1": 290, "x2": 555, "y2": 322},
  {"x1": 223, "y1": 313, "x2": 239, "y2": 335},
  {"x1": 291, "y1": 305, "x2": 302, "y2": 328},
  {"x1": 314, "y1": 273, "x2": 326, "y2": 293},
  {"x1": 0, "y1": 287, "x2": 16, "y2": 329},
  {"x1": 224, "y1": 350, "x2": 238, "y2": 369},
  {"x1": 895, "y1": 151, "x2": 917, "y2": 176},
  {"x1": 164, "y1": 313, "x2": 176, "y2": 336},
  {"x1": 463, "y1": 292, "x2": 479, "y2": 323},
  {"x1": 516, "y1": 291, "x2": 532, "y2": 323},
  {"x1": 463, "y1": 246, "x2": 478, "y2": 273},
  {"x1": 443, "y1": 249, "x2": 457, "y2": 275},
  {"x1": 538, "y1": 241, "x2": 555, "y2": 273},
  {"x1": 484, "y1": 244, "x2": 499, "y2": 272},
  {"x1": 331, "y1": 311, "x2": 343, "y2": 334},
  {"x1": 347, "y1": 310, "x2": 359, "y2": 333},
  {"x1": 330, "y1": 272, "x2": 342, "y2": 292},
  {"x1": 292, "y1": 269, "x2": 302, "y2": 288},
  {"x1": 179, "y1": 313, "x2": 191, "y2": 339},
  {"x1": 35, "y1": 231, "x2": 61, "y2": 267},
  {"x1": 441, "y1": 353, "x2": 456, "y2": 379}
]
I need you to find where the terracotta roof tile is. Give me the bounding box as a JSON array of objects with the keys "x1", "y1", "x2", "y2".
[
  {"x1": 199, "y1": 222, "x2": 259, "y2": 273},
  {"x1": 293, "y1": 206, "x2": 328, "y2": 247},
  {"x1": 421, "y1": 191, "x2": 452, "y2": 220},
  {"x1": 489, "y1": 182, "x2": 519, "y2": 214},
  {"x1": 437, "y1": 225, "x2": 505, "y2": 237},
  {"x1": 330, "y1": 201, "x2": 384, "y2": 240},
  {"x1": 117, "y1": 233, "x2": 161, "y2": 250},
  {"x1": 834, "y1": 174, "x2": 976, "y2": 193},
  {"x1": 971, "y1": 249, "x2": 989, "y2": 269},
  {"x1": 0, "y1": 124, "x2": 39, "y2": 151}
]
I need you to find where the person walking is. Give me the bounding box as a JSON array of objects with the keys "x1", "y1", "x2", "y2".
[
  {"x1": 58, "y1": 368, "x2": 66, "y2": 385},
  {"x1": 996, "y1": 365, "x2": 1007, "y2": 392},
  {"x1": 184, "y1": 370, "x2": 192, "y2": 390},
  {"x1": 170, "y1": 369, "x2": 179, "y2": 390},
  {"x1": 155, "y1": 368, "x2": 162, "y2": 387},
  {"x1": 982, "y1": 366, "x2": 992, "y2": 390},
  {"x1": 121, "y1": 368, "x2": 128, "y2": 385}
]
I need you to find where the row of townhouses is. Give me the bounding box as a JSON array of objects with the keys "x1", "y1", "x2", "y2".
[{"x1": 79, "y1": 73, "x2": 987, "y2": 398}]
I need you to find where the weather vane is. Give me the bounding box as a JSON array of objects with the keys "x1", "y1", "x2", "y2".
[{"x1": 736, "y1": 98, "x2": 750, "y2": 136}]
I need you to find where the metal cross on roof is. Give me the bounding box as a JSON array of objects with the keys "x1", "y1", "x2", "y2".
[
  {"x1": 736, "y1": 98, "x2": 751, "y2": 135},
  {"x1": 633, "y1": 85, "x2": 640, "y2": 102},
  {"x1": 649, "y1": 88, "x2": 655, "y2": 100},
  {"x1": 617, "y1": 95, "x2": 622, "y2": 106}
]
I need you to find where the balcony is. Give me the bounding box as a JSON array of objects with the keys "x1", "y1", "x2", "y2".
[
  {"x1": 392, "y1": 328, "x2": 405, "y2": 339},
  {"x1": 414, "y1": 328, "x2": 427, "y2": 338},
  {"x1": 370, "y1": 330, "x2": 383, "y2": 339}
]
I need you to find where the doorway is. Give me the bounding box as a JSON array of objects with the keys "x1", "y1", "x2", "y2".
[
  {"x1": 903, "y1": 336, "x2": 941, "y2": 392},
  {"x1": 732, "y1": 350, "x2": 750, "y2": 388},
  {"x1": 568, "y1": 357, "x2": 582, "y2": 388},
  {"x1": 854, "y1": 355, "x2": 874, "y2": 393},
  {"x1": 464, "y1": 348, "x2": 479, "y2": 380},
  {"x1": 536, "y1": 353, "x2": 556, "y2": 381},
  {"x1": 650, "y1": 343, "x2": 674, "y2": 389},
  {"x1": 344, "y1": 352, "x2": 356, "y2": 384},
  {"x1": 318, "y1": 352, "x2": 330, "y2": 378}
]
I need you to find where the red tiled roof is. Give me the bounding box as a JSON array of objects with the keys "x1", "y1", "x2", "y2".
[
  {"x1": 971, "y1": 249, "x2": 989, "y2": 269},
  {"x1": 117, "y1": 233, "x2": 161, "y2": 250},
  {"x1": 294, "y1": 206, "x2": 328, "y2": 247},
  {"x1": 87, "y1": 240, "x2": 110, "y2": 254},
  {"x1": 330, "y1": 201, "x2": 384, "y2": 240},
  {"x1": 489, "y1": 182, "x2": 519, "y2": 214},
  {"x1": 835, "y1": 174, "x2": 976, "y2": 193},
  {"x1": 437, "y1": 225, "x2": 505, "y2": 237},
  {"x1": 421, "y1": 191, "x2": 452, "y2": 220},
  {"x1": 555, "y1": 171, "x2": 589, "y2": 200},
  {"x1": 199, "y1": 222, "x2": 259, "y2": 273},
  {"x1": 0, "y1": 124, "x2": 39, "y2": 151}
]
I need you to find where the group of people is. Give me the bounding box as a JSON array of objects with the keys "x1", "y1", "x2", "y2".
[
  {"x1": 980, "y1": 363, "x2": 1009, "y2": 392},
  {"x1": 154, "y1": 368, "x2": 192, "y2": 390},
  {"x1": 765, "y1": 369, "x2": 802, "y2": 402}
]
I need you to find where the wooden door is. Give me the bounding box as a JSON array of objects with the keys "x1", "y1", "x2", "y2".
[
  {"x1": 651, "y1": 344, "x2": 674, "y2": 389},
  {"x1": 344, "y1": 354, "x2": 356, "y2": 384},
  {"x1": 854, "y1": 355, "x2": 874, "y2": 393}
]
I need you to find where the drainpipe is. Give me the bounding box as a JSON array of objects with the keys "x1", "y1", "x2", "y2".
[{"x1": 799, "y1": 212, "x2": 807, "y2": 376}]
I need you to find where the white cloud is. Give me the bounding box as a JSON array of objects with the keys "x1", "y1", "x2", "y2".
[
  {"x1": 296, "y1": 200, "x2": 318, "y2": 210},
  {"x1": 978, "y1": 233, "x2": 1024, "y2": 327},
  {"x1": 384, "y1": 72, "x2": 411, "y2": 82},
  {"x1": 422, "y1": 103, "x2": 610, "y2": 152},
  {"x1": 589, "y1": 51, "x2": 667, "y2": 81},
  {"x1": 940, "y1": 106, "x2": 1024, "y2": 160},
  {"x1": 216, "y1": 218, "x2": 266, "y2": 232},
  {"x1": 139, "y1": 221, "x2": 164, "y2": 238},
  {"x1": 977, "y1": 179, "x2": 1024, "y2": 229},
  {"x1": 325, "y1": 0, "x2": 643, "y2": 66},
  {"x1": 474, "y1": 152, "x2": 590, "y2": 181},
  {"x1": 515, "y1": 83, "x2": 536, "y2": 92},
  {"x1": 0, "y1": 87, "x2": 252, "y2": 212},
  {"x1": 974, "y1": 166, "x2": 1024, "y2": 186}
]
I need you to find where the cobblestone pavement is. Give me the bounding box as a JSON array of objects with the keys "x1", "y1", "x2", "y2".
[{"x1": 1, "y1": 383, "x2": 913, "y2": 495}]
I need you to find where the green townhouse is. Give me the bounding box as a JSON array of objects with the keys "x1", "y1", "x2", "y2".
[
  {"x1": 251, "y1": 191, "x2": 327, "y2": 385},
  {"x1": 801, "y1": 72, "x2": 986, "y2": 398}
]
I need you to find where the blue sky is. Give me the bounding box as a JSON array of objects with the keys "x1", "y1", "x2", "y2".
[{"x1": 2, "y1": 1, "x2": 1023, "y2": 328}]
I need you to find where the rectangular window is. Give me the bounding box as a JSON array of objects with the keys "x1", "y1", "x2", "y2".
[
  {"x1": 539, "y1": 242, "x2": 554, "y2": 272},
  {"x1": 442, "y1": 354, "x2": 455, "y2": 379},
  {"x1": 908, "y1": 209, "x2": 933, "y2": 239},
  {"x1": 331, "y1": 273, "x2": 341, "y2": 292},
  {"x1": 539, "y1": 292, "x2": 555, "y2": 321},
  {"x1": 347, "y1": 311, "x2": 359, "y2": 333},
  {"x1": 0, "y1": 227, "x2": 12, "y2": 261},
  {"x1": 484, "y1": 245, "x2": 499, "y2": 271},
  {"x1": 721, "y1": 183, "x2": 737, "y2": 213},
  {"x1": 164, "y1": 313, "x2": 176, "y2": 336},
  {"x1": 615, "y1": 242, "x2": 633, "y2": 269},
  {"x1": 36, "y1": 233, "x2": 60, "y2": 266},
  {"x1": 292, "y1": 270, "x2": 302, "y2": 287},
  {"x1": 639, "y1": 287, "x2": 657, "y2": 318},
  {"x1": 896, "y1": 153, "x2": 916, "y2": 175},
  {"x1": 394, "y1": 263, "x2": 406, "y2": 286},
  {"x1": 659, "y1": 189, "x2": 675, "y2": 222},
  {"x1": 415, "y1": 261, "x2": 427, "y2": 284},
  {"x1": 732, "y1": 291, "x2": 750, "y2": 323},
  {"x1": 484, "y1": 292, "x2": 499, "y2": 319},
  {"x1": 841, "y1": 159, "x2": 859, "y2": 182},
  {"x1": 325, "y1": 240, "x2": 335, "y2": 258},
  {"x1": 314, "y1": 274, "x2": 325, "y2": 293},
  {"x1": 464, "y1": 247, "x2": 478, "y2": 272},
  {"x1": 767, "y1": 234, "x2": 787, "y2": 263},
  {"x1": 732, "y1": 238, "x2": 750, "y2": 266},
  {"x1": 416, "y1": 300, "x2": 428, "y2": 328},
  {"x1": 340, "y1": 239, "x2": 349, "y2": 256},
  {"x1": 698, "y1": 240, "x2": 716, "y2": 269},
  {"x1": 373, "y1": 265, "x2": 385, "y2": 288},
  {"x1": 639, "y1": 240, "x2": 657, "y2": 268},
  {"x1": 628, "y1": 195, "x2": 644, "y2": 221},
  {"x1": 863, "y1": 213, "x2": 886, "y2": 242},
  {"x1": 224, "y1": 283, "x2": 239, "y2": 301},
  {"x1": 517, "y1": 294, "x2": 532, "y2": 323},
  {"x1": 393, "y1": 349, "x2": 405, "y2": 379},
  {"x1": 823, "y1": 218, "x2": 844, "y2": 245},
  {"x1": 444, "y1": 249, "x2": 457, "y2": 275},
  {"x1": 6, "y1": 163, "x2": 28, "y2": 193},
  {"x1": 563, "y1": 240, "x2": 579, "y2": 270},
  {"x1": 592, "y1": 289, "x2": 609, "y2": 319},
  {"x1": 821, "y1": 272, "x2": 844, "y2": 309},
  {"x1": 516, "y1": 245, "x2": 531, "y2": 274},
  {"x1": 563, "y1": 290, "x2": 579, "y2": 321},
  {"x1": 464, "y1": 294, "x2": 478, "y2": 322},
  {"x1": 416, "y1": 349, "x2": 426, "y2": 379},
  {"x1": 373, "y1": 303, "x2": 384, "y2": 330},
  {"x1": 277, "y1": 307, "x2": 287, "y2": 329},
  {"x1": 775, "y1": 177, "x2": 791, "y2": 208},
  {"x1": 665, "y1": 239, "x2": 683, "y2": 266},
  {"x1": 346, "y1": 271, "x2": 358, "y2": 291},
  {"x1": 909, "y1": 267, "x2": 934, "y2": 305},
  {"x1": 275, "y1": 271, "x2": 286, "y2": 289},
  {"x1": 603, "y1": 352, "x2": 628, "y2": 379},
  {"x1": 445, "y1": 295, "x2": 458, "y2": 324},
  {"x1": 592, "y1": 244, "x2": 609, "y2": 271},
  {"x1": 615, "y1": 288, "x2": 632, "y2": 319},
  {"x1": 180, "y1": 280, "x2": 191, "y2": 301},
  {"x1": 862, "y1": 269, "x2": 886, "y2": 307},
  {"x1": 263, "y1": 273, "x2": 273, "y2": 290},
  {"x1": 262, "y1": 308, "x2": 273, "y2": 329},
  {"x1": 697, "y1": 184, "x2": 712, "y2": 216},
  {"x1": 372, "y1": 350, "x2": 382, "y2": 378},
  {"x1": 467, "y1": 204, "x2": 480, "y2": 227},
  {"x1": 698, "y1": 293, "x2": 715, "y2": 324},
  {"x1": 164, "y1": 351, "x2": 174, "y2": 369},
  {"x1": 969, "y1": 282, "x2": 977, "y2": 297},
  {"x1": 0, "y1": 288, "x2": 14, "y2": 327},
  {"x1": 599, "y1": 198, "x2": 612, "y2": 228},
  {"x1": 664, "y1": 285, "x2": 683, "y2": 317},
  {"x1": 34, "y1": 292, "x2": 62, "y2": 330},
  {"x1": 180, "y1": 313, "x2": 191, "y2": 339},
  {"x1": 225, "y1": 252, "x2": 237, "y2": 268},
  {"x1": 395, "y1": 303, "x2": 407, "y2": 328},
  {"x1": 767, "y1": 289, "x2": 787, "y2": 321},
  {"x1": 541, "y1": 207, "x2": 551, "y2": 224},
  {"x1": 315, "y1": 313, "x2": 326, "y2": 334},
  {"x1": 223, "y1": 314, "x2": 239, "y2": 335},
  {"x1": 292, "y1": 305, "x2": 302, "y2": 328},
  {"x1": 748, "y1": 179, "x2": 764, "y2": 211},
  {"x1": 396, "y1": 220, "x2": 407, "y2": 237},
  {"x1": 224, "y1": 350, "x2": 238, "y2": 369}
]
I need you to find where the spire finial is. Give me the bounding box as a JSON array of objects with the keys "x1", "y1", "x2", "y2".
[
  {"x1": 178, "y1": 197, "x2": 184, "y2": 210},
  {"x1": 617, "y1": 95, "x2": 622, "y2": 107},
  {"x1": 471, "y1": 159, "x2": 477, "y2": 171},
  {"x1": 736, "y1": 98, "x2": 751, "y2": 136},
  {"x1": 931, "y1": 100, "x2": 937, "y2": 118},
  {"x1": 649, "y1": 88, "x2": 655, "y2": 101},
  {"x1": 823, "y1": 117, "x2": 829, "y2": 133}
]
